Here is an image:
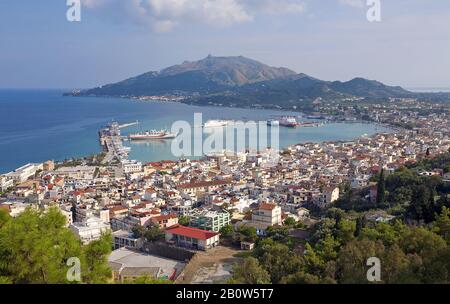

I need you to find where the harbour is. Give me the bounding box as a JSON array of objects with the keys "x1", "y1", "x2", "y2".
[{"x1": 0, "y1": 90, "x2": 391, "y2": 173}]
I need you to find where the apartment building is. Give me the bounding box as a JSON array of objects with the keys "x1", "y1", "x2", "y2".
[
  {"x1": 70, "y1": 217, "x2": 111, "y2": 244},
  {"x1": 188, "y1": 209, "x2": 230, "y2": 232}
]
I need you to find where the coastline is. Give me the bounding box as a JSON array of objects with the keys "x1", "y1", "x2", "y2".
[{"x1": 0, "y1": 92, "x2": 398, "y2": 174}]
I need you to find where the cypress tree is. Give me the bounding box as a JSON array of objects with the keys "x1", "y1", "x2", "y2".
[{"x1": 376, "y1": 168, "x2": 386, "y2": 207}]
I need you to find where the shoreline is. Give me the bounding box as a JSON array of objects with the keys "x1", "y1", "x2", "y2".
[{"x1": 0, "y1": 94, "x2": 399, "y2": 174}]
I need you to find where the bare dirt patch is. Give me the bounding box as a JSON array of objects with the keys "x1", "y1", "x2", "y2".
[{"x1": 175, "y1": 246, "x2": 242, "y2": 284}]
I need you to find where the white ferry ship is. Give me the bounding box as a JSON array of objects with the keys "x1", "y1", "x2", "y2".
[{"x1": 128, "y1": 129, "x2": 176, "y2": 140}]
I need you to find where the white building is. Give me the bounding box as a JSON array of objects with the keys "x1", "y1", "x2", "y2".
[
  {"x1": 248, "y1": 203, "x2": 282, "y2": 235},
  {"x1": 122, "y1": 160, "x2": 143, "y2": 174},
  {"x1": 313, "y1": 187, "x2": 340, "y2": 209},
  {"x1": 0, "y1": 175, "x2": 14, "y2": 191},
  {"x1": 6, "y1": 163, "x2": 43, "y2": 183},
  {"x1": 70, "y1": 217, "x2": 111, "y2": 244}
]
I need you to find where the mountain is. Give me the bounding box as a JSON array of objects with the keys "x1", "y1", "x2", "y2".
[
  {"x1": 329, "y1": 78, "x2": 411, "y2": 98},
  {"x1": 72, "y1": 55, "x2": 449, "y2": 107},
  {"x1": 79, "y1": 55, "x2": 297, "y2": 96}
]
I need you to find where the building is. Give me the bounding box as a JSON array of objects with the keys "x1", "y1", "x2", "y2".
[
  {"x1": 43, "y1": 160, "x2": 55, "y2": 171},
  {"x1": 0, "y1": 201, "x2": 32, "y2": 217},
  {"x1": 189, "y1": 209, "x2": 230, "y2": 232},
  {"x1": 0, "y1": 176, "x2": 14, "y2": 191},
  {"x1": 177, "y1": 180, "x2": 232, "y2": 196},
  {"x1": 313, "y1": 186, "x2": 340, "y2": 209},
  {"x1": 122, "y1": 160, "x2": 143, "y2": 174},
  {"x1": 165, "y1": 225, "x2": 220, "y2": 251},
  {"x1": 249, "y1": 203, "x2": 282, "y2": 235},
  {"x1": 112, "y1": 230, "x2": 143, "y2": 250},
  {"x1": 151, "y1": 214, "x2": 178, "y2": 229},
  {"x1": 6, "y1": 163, "x2": 43, "y2": 183},
  {"x1": 70, "y1": 217, "x2": 111, "y2": 244}
]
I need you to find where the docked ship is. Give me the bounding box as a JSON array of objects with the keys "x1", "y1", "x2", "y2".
[
  {"x1": 203, "y1": 120, "x2": 232, "y2": 128},
  {"x1": 128, "y1": 129, "x2": 176, "y2": 140},
  {"x1": 279, "y1": 116, "x2": 300, "y2": 128}
]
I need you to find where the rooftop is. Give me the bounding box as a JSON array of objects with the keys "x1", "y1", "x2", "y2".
[{"x1": 166, "y1": 225, "x2": 219, "y2": 240}]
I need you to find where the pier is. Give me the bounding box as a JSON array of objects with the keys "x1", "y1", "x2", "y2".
[{"x1": 99, "y1": 122, "x2": 134, "y2": 164}]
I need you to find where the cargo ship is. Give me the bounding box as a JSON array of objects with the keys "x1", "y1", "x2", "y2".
[
  {"x1": 279, "y1": 116, "x2": 300, "y2": 128},
  {"x1": 128, "y1": 129, "x2": 176, "y2": 140}
]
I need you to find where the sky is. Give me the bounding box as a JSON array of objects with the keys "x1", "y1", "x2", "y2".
[{"x1": 1, "y1": 0, "x2": 450, "y2": 89}]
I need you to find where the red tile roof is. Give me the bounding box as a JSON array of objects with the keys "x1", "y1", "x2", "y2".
[
  {"x1": 165, "y1": 225, "x2": 219, "y2": 240},
  {"x1": 152, "y1": 214, "x2": 178, "y2": 222},
  {"x1": 259, "y1": 203, "x2": 277, "y2": 211}
]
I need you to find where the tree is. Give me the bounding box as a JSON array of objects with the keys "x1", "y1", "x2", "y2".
[
  {"x1": 219, "y1": 224, "x2": 233, "y2": 238},
  {"x1": 284, "y1": 217, "x2": 296, "y2": 227},
  {"x1": 336, "y1": 219, "x2": 356, "y2": 244},
  {"x1": 376, "y1": 168, "x2": 386, "y2": 207},
  {"x1": 444, "y1": 164, "x2": 450, "y2": 174},
  {"x1": 281, "y1": 271, "x2": 322, "y2": 284},
  {"x1": 124, "y1": 276, "x2": 173, "y2": 284},
  {"x1": 237, "y1": 225, "x2": 257, "y2": 242},
  {"x1": 0, "y1": 208, "x2": 11, "y2": 229},
  {"x1": 131, "y1": 225, "x2": 146, "y2": 238},
  {"x1": 178, "y1": 216, "x2": 190, "y2": 226},
  {"x1": 337, "y1": 239, "x2": 385, "y2": 284},
  {"x1": 82, "y1": 234, "x2": 113, "y2": 284},
  {"x1": 144, "y1": 222, "x2": 163, "y2": 242},
  {"x1": 407, "y1": 185, "x2": 435, "y2": 223},
  {"x1": 230, "y1": 257, "x2": 270, "y2": 284},
  {"x1": 315, "y1": 234, "x2": 340, "y2": 262},
  {"x1": 265, "y1": 225, "x2": 290, "y2": 241},
  {"x1": 257, "y1": 242, "x2": 302, "y2": 284},
  {"x1": 434, "y1": 206, "x2": 450, "y2": 243},
  {"x1": 0, "y1": 207, "x2": 112, "y2": 284},
  {"x1": 0, "y1": 207, "x2": 83, "y2": 283},
  {"x1": 355, "y1": 215, "x2": 367, "y2": 237}
]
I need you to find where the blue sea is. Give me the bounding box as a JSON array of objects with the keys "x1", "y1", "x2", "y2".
[{"x1": 0, "y1": 90, "x2": 390, "y2": 174}]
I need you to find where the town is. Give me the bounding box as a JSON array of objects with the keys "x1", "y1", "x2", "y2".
[{"x1": 1, "y1": 98, "x2": 450, "y2": 284}]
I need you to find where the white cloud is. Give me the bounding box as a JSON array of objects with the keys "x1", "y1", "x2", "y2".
[{"x1": 82, "y1": 0, "x2": 306, "y2": 32}]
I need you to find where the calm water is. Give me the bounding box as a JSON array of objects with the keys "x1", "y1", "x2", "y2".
[{"x1": 0, "y1": 90, "x2": 390, "y2": 173}]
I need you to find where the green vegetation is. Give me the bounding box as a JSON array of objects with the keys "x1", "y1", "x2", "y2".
[
  {"x1": 0, "y1": 207, "x2": 112, "y2": 284},
  {"x1": 132, "y1": 222, "x2": 164, "y2": 242},
  {"x1": 123, "y1": 276, "x2": 173, "y2": 284},
  {"x1": 235, "y1": 225, "x2": 258, "y2": 243},
  {"x1": 231, "y1": 154, "x2": 450, "y2": 284},
  {"x1": 231, "y1": 213, "x2": 450, "y2": 284},
  {"x1": 229, "y1": 257, "x2": 270, "y2": 284},
  {"x1": 219, "y1": 224, "x2": 233, "y2": 238},
  {"x1": 178, "y1": 215, "x2": 190, "y2": 226}
]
